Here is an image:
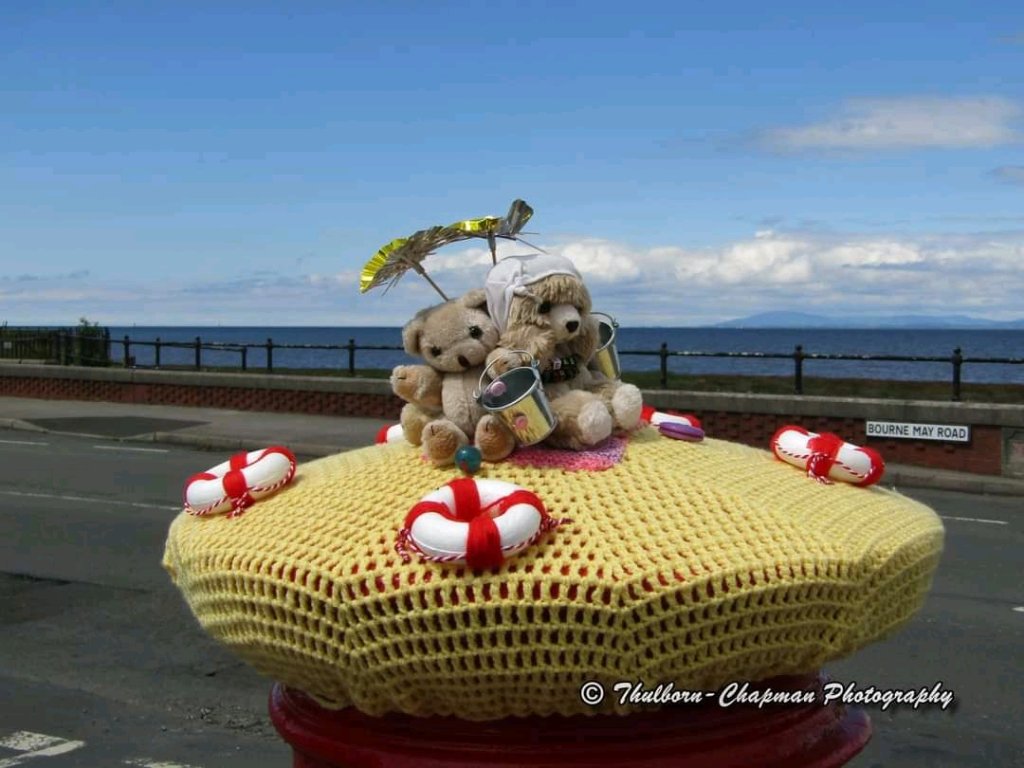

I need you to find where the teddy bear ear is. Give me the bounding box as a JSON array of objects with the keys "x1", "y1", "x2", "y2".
[
  {"x1": 401, "y1": 313, "x2": 426, "y2": 355},
  {"x1": 460, "y1": 288, "x2": 488, "y2": 311}
]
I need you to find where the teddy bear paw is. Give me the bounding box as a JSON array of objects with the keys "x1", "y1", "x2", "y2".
[
  {"x1": 476, "y1": 415, "x2": 516, "y2": 463},
  {"x1": 486, "y1": 348, "x2": 530, "y2": 377},
  {"x1": 390, "y1": 365, "x2": 420, "y2": 401},
  {"x1": 422, "y1": 420, "x2": 469, "y2": 466},
  {"x1": 611, "y1": 383, "x2": 644, "y2": 431},
  {"x1": 577, "y1": 400, "x2": 614, "y2": 446}
]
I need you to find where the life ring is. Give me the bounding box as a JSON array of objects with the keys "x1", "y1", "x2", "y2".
[
  {"x1": 770, "y1": 426, "x2": 884, "y2": 487},
  {"x1": 375, "y1": 423, "x2": 405, "y2": 444},
  {"x1": 641, "y1": 405, "x2": 702, "y2": 430},
  {"x1": 184, "y1": 446, "x2": 297, "y2": 518},
  {"x1": 396, "y1": 477, "x2": 567, "y2": 570}
]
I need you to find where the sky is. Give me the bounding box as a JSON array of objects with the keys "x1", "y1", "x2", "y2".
[{"x1": 2, "y1": 1, "x2": 1023, "y2": 327}]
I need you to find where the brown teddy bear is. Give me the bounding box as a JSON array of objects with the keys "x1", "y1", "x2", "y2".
[
  {"x1": 390, "y1": 289, "x2": 516, "y2": 466},
  {"x1": 484, "y1": 254, "x2": 643, "y2": 450}
]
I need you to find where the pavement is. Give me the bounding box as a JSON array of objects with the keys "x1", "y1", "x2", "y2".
[{"x1": 1, "y1": 395, "x2": 1022, "y2": 497}]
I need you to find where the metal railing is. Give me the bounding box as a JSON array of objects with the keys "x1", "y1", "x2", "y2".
[
  {"x1": 15, "y1": 333, "x2": 1022, "y2": 402},
  {"x1": 624, "y1": 344, "x2": 1023, "y2": 401},
  {"x1": 108, "y1": 336, "x2": 403, "y2": 376},
  {"x1": 0, "y1": 330, "x2": 111, "y2": 366}
]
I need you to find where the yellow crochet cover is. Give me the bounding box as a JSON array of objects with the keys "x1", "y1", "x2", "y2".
[{"x1": 163, "y1": 429, "x2": 944, "y2": 720}]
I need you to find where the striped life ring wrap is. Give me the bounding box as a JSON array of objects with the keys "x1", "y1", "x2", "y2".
[
  {"x1": 396, "y1": 478, "x2": 568, "y2": 571},
  {"x1": 770, "y1": 426, "x2": 884, "y2": 487},
  {"x1": 641, "y1": 405, "x2": 702, "y2": 430},
  {"x1": 375, "y1": 423, "x2": 405, "y2": 445},
  {"x1": 184, "y1": 446, "x2": 297, "y2": 518}
]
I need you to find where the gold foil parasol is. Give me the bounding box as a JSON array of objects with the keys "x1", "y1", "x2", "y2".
[
  {"x1": 359, "y1": 226, "x2": 461, "y2": 300},
  {"x1": 447, "y1": 199, "x2": 535, "y2": 264},
  {"x1": 359, "y1": 200, "x2": 536, "y2": 298}
]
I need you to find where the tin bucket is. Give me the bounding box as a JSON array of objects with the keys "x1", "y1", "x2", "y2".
[
  {"x1": 475, "y1": 353, "x2": 557, "y2": 446},
  {"x1": 591, "y1": 312, "x2": 621, "y2": 379}
]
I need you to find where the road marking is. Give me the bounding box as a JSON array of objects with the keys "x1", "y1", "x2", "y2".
[
  {"x1": 0, "y1": 733, "x2": 66, "y2": 752},
  {"x1": 0, "y1": 490, "x2": 181, "y2": 513},
  {"x1": 93, "y1": 445, "x2": 170, "y2": 454},
  {"x1": 0, "y1": 731, "x2": 85, "y2": 767},
  {"x1": 938, "y1": 515, "x2": 1008, "y2": 526},
  {"x1": 1014, "y1": 607, "x2": 1024, "y2": 613},
  {"x1": 0, "y1": 440, "x2": 49, "y2": 447},
  {"x1": 123, "y1": 758, "x2": 205, "y2": 768}
]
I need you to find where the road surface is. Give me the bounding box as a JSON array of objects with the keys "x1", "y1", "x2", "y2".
[{"x1": 0, "y1": 431, "x2": 1020, "y2": 766}]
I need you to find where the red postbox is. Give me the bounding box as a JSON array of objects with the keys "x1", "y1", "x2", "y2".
[{"x1": 270, "y1": 671, "x2": 870, "y2": 768}]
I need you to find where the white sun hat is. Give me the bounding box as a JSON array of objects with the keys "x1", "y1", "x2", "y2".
[{"x1": 484, "y1": 253, "x2": 581, "y2": 333}]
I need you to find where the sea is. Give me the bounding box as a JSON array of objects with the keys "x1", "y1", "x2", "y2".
[{"x1": 107, "y1": 326, "x2": 1024, "y2": 385}]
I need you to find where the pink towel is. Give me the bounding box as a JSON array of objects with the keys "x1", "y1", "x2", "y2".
[{"x1": 507, "y1": 435, "x2": 629, "y2": 472}]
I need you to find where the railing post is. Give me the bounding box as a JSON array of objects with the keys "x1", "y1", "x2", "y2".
[
  {"x1": 123, "y1": 335, "x2": 131, "y2": 368},
  {"x1": 241, "y1": 345, "x2": 248, "y2": 371},
  {"x1": 951, "y1": 347, "x2": 962, "y2": 402},
  {"x1": 659, "y1": 343, "x2": 668, "y2": 389},
  {"x1": 155, "y1": 337, "x2": 161, "y2": 368},
  {"x1": 348, "y1": 338, "x2": 356, "y2": 376},
  {"x1": 266, "y1": 338, "x2": 274, "y2": 372},
  {"x1": 794, "y1": 345, "x2": 804, "y2": 395},
  {"x1": 194, "y1": 336, "x2": 202, "y2": 370}
]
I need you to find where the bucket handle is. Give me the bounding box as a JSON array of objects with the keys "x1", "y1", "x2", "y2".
[
  {"x1": 474, "y1": 349, "x2": 539, "y2": 401},
  {"x1": 592, "y1": 311, "x2": 619, "y2": 329}
]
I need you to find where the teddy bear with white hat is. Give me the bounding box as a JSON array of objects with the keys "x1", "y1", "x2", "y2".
[{"x1": 483, "y1": 252, "x2": 643, "y2": 451}]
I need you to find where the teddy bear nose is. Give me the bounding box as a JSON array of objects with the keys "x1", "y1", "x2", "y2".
[
  {"x1": 566, "y1": 320, "x2": 580, "y2": 334},
  {"x1": 457, "y1": 355, "x2": 471, "y2": 369}
]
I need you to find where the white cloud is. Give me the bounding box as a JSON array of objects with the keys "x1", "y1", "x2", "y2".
[
  {"x1": 558, "y1": 239, "x2": 642, "y2": 281},
  {"x1": 762, "y1": 97, "x2": 1022, "y2": 151},
  {"x1": 429, "y1": 245, "x2": 498, "y2": 274},
  {"x1": 428, "y1": 238, "x2": 643, "y2": 288},
  {"x1": 509, "y1": 230, "x2": 1024, "y2": 324},
  {"x1": 4, "y1": 229, "x2": 1023, "y2": 326},
  {"x1": 1, "y1": 269, "x2": 91, "y2": 283},
  {"x1": 307, "y1": 270, "x2": 359, "y2": 288},
  {"x1": 826, "y1": 241, "x2": 924, "y2": 268},
  {"x1": 991, "y1": 165, "x2": 1024, "y2": 184}
]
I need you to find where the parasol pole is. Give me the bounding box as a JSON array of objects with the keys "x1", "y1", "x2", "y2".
[
  {"x1": 408, "y1": 259, "x2": 450, "y2": 301},
  {"x1": 487, "y1": 232, "x2": 498, "y2": 265},
  {"x1": 513, "y1": 235, "x2": 548, "y2": 254}
]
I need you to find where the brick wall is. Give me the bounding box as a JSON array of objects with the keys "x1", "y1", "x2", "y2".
[
  {"x1": 698, "y1": 410, "x2": 1001, "y2": 476},
  {"x1": 0, "y1": 369, "x2": 1010, "y2": 476},
  {"x1": 0, "y1": 375, "x2": 404, "y2": 420}
]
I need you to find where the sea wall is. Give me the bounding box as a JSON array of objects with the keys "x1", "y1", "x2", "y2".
[{"x1": 3, "y1": 363, "x2": 1022, "y2": 479}]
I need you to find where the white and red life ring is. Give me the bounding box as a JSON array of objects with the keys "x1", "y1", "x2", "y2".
[
  {"x1": 770, "y1": 426, "x2": 884, "y2": 487},
  {"x1": 396, "y1": 478, "x2": 567, "y2": 570},
  {"x1": 184, "y1": 446, "x2": 297, "y2": 518},
  {"x1": 641, "y1": 405, "x2": 702, "y2": 430},
  {"x1": 375, "y1": 423, "x2": 405, "y2": 444}
]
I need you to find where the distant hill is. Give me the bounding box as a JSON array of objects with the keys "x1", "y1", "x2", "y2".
[{"x1": 715, "y1": 311, "x2": 1024, "y2": 329}]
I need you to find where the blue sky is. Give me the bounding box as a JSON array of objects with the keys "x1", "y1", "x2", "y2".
[{"x1": 2, "y1": 1, "x2": 1022, "y2": 326}]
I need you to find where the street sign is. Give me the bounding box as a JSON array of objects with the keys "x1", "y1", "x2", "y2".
[{"x1": 865, "y1": 421, "x2": 971, "y2": 443}]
